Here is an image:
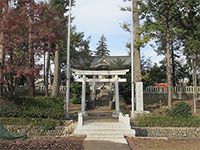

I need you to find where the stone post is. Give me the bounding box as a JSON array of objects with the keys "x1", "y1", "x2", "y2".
[
  {"x1": 81, "y1": 75, "x2": 86, "y2": 112},
  {"x1": 115, "y1": 75, "x2": 120, "y2": 112},
  {"x1": 136, "y1": 82, "x2": 144, "y2": 112}
]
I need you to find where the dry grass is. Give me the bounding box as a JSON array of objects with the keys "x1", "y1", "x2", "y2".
[
  {"x1": 126, "y1": 137, "x2": 200, "y2": 150},
  {"x1": 0, "y1": 136, "x2": 85, "y2": 150}
]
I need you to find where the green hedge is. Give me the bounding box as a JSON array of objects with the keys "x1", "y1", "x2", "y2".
[
  {"x1": 0, "y1": 117, "x2": 64, "y2": 130},
  {"x1": 170, "y1": 102, "x2": 192, "y2": 118},
  {"x1": 0, "y1": 97, "x2": 64, "y2": 119},
  {"x1": 133, "y1": 102, "x2": 200, "y2": 127},
  {"x1": 135, "y1": 114, "x2": 200, "y2": 127}
]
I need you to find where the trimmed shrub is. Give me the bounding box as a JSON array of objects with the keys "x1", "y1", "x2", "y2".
[
  {"x1": 0, "y1": 97, "x2": 64, "y2": 119},
  {"x1": 0, "y1": 117, "x2": 64, "y2": 130},
  {"x1": 170, "y1": 102, "x2": 192, "y2": 118},
  {"x1": 31, "y1": 118, "x2": 62, "y2": 130},
  {"x1": 0, "y1": 103, "x2": 21, "y2": 117},
  {"x1": 0, "y1": 117, "x2": 32, "y2": 125},
  {"x1": 153, "y1": 106, "x2": 171, "y2": 116},
  {"x1": 135, "y1": 114, "x2": 200, "y2": 127},
  {"x1": 21, "y1": 97, "x2": 64, "y2": 119}
]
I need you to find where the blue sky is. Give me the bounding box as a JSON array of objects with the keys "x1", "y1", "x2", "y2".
[{"x1": 72, "y1": 0, "x2": 163, "y2": 63}]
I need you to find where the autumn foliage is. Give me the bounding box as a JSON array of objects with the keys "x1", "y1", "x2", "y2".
[{"x1": 0, "y1": 0, "x2": 65, "y2": 96}]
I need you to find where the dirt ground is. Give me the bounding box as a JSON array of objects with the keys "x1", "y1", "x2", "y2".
[
  {"x1": 126, "y1": 137, "x2": 200, "y2": 150},
  {"x1": 0, "y1": 136, "x2": 85, "y2": 150},
  {"x1": 1, "y1": 136, "x2": 200, "y2": 150}
]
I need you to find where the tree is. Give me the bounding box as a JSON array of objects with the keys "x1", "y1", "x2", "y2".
[
  {"x1": 141, "y1": 56, "x2": 191, "y2": 87},
  {"x1": 175, "y1": 0, "x2": 200, "y2": 113},
  {"x1": 121, "y1": 0, "x2": 145, "y2": 82},
  {"x1": 0, "y1": 0, "x2": 65, "y2": 97},
  {"x1": 0, "y1": 0, "x2": 8, "y2": 98},
  {"x1": 27, "y1": 0, "x2": 35, "y2": 96},
  {"x1": 95, "y1": 34, "x2": 110, "y2": 56},
  {"x1": 132, "y1": 0, "x2": 142, "y2": 82},
  {"x1": 141, "y1": 0, "x2": 181, "y2": 107},
  {"x1": 69, "y1": 31, "x2": 92, "y2": 69},
  {"x1": 52, "y1": 45, "x2": 61, "y2": 96},
  {"x1": 110, "y1": 58, "x2": 126, "y2": 70},
  {"x1": 49, "y1": 0, "x2": 69, "y2": 97},
  {"x1": 45, "y1": 50, "x2": 50, "y2": 96}
]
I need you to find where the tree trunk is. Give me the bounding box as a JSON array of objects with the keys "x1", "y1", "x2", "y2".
[
  {"x1": 171, "y1": 41, "x2": 176, "y2": 86},
  {"x1": 193, "y1": 54, "x2": 197, "y2": 114},
  {"x1": 43, "y1": 51, "x2": 46, "y2": 86},
  {"x1": 8, "y1": 51, "x2": 15, "y2": 96},
  {"x1": 166, "y1": 33, "x2": 172, "y2": 107},
  {"x1": 0, "y1": 0, "x2": 8, "y2": 98},
  {"x1": 0, "y1": 35, "x2": 4, "y2": 98},
  {"x1": 51, "y1": 44, "x2": 61, "y2": 97},
  {"x1": 45, "y1": 50, "x2": 50, "y2": 96},
  {"x1": 133, "y1": 0, "x2": 142, "y2": 82},
  {"x1": 27, "y1": 14, "x2": 35, "y2": 97}
]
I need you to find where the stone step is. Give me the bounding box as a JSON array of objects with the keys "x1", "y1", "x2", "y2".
[
  {"x1": 74, "y1": 129, "x2": 135, "y2": 135},
  {"x1": 85, "y1": 137, "x2": 128, "y2": 144},
  {"x1": 84, "y1": 116, "x2": 117, "y2": 122},
  {"x1": 84, "y1": 119, "x2": 117, "y2": 122},
  {"x1": 86, "y1": 134, "x2": 124, "y2": 138},
  {"x1": 87, "y1": 112, "x2": 113, "y2": 116},
  {"x1": 82, "y1": 124, "x2": 127, "y2": 130}
]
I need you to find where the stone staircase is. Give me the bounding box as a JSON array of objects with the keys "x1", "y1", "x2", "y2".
[
  {"x1": 84, "y1": 112, "x2": 117, "y2": 122},
  {"x1": 74, "y1": 112, "x2": 135, "y2": 142},
  {"x1": 74, "y1": 122, "x2": 135, "y2": 138}
]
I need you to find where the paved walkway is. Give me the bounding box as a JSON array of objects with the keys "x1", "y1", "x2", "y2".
[{"x1": 83, "y1": 139, "x2": 130, "y2": 150}]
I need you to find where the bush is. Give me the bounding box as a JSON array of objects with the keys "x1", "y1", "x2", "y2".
[
  {"x1": 21, "y1": 97, "x2": 64, "y2": 119},
  {"x1": 153, "y1": 106, "x2": 171, "y2": 116},
  {"x1": 134, "y1": 102, "x2": 198, "y2": 127},
  {"x1": 170, "y1": 102, "x2": 192, "y2": 118},
  {"x1": 0, "y1": 117, "x2": 32, "y2": 125},
  {"x1": 0, "y1": 117, "x2": 64, "y2": 130},
  {"x1": 70, "y1": 82, "x2": 90, "y2": 104},
  {"x1": 31, "y1": 118, "x2": 62, "y2": 130},
  {"x1": 70, "y1": 96, "x2": 81, "y2": 104},
  {"x1": 0, "y1": 103, "x2": 21, "y2": 117},
  {"x1": 0, "y1": 97, "x2": 64, "y2": 119},
  {"x1": 135, "y1": 114, "x2": 200, "y2": 127}
]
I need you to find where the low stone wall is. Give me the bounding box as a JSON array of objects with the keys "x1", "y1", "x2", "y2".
[
  {"x1": 4, "y1": 122, "x2": 76, "y2": 137},
  {"x1": 133, "y1": 127, "x2": 200, "y2": 139}
]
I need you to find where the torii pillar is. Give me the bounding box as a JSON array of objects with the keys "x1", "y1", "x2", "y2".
[
  {"x1": 81, "y1": 75, "x2": 86, "y2": 113},
  {"x1": 113, "y1": 75, "x2": 120, "y2": 118}
]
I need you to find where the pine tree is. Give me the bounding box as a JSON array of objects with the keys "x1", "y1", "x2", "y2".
[{"x1": 95, "y1": 34, "x2": 110, "y2": 56}]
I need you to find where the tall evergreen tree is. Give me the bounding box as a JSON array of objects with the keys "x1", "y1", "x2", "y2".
[
  {"x1": 95, "y1": 34, "x2": 110, "y2": 56},
  {"x1": 141, "y1": 0, "x2": 180, "y2": 107},
  {"x1": 132, "y1": 0, "x2": 142, "y2": 82},
  {"x1": 50, "y1": 0, "x2": 68, "y2": 97}
]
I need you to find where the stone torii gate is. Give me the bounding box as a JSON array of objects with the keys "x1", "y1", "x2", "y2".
[{"x1": 73, "y1": 69, "x2": 129, "y2": 117}]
